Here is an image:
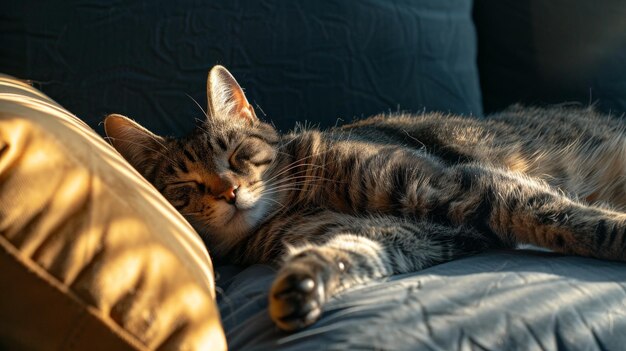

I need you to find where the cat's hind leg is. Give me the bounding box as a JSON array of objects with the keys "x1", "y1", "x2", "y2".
[{"x1": 440, "y1": 163, "x2": 626, "y2": 261}]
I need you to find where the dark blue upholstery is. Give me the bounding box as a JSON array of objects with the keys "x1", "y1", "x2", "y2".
[
  {"x1": 0, "y1": 0, "x2": 482, "y2": 136},
  {"x1": 474, "y1": 0, "x2": 626, "y2": 116}
]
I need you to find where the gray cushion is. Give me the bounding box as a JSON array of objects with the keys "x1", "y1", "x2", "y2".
[{"x1": 217, "y1": 251, "x2": 626, "y2": 350}]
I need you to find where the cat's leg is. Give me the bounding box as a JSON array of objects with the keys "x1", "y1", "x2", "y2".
[
  {"x1": 268, "y1": 214, "x2": 499, "y2": 331},
  {"x1": 438, "y1": 163, "x2": 626, "y2": 261}
]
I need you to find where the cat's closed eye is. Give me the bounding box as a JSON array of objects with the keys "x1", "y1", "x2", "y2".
[
  {"x1": 249, "y1": 158, "x2": 273, "y2": 167},
  {"x1": 167, "y1": 180, "x2": 207, "y2": 193},
  {"x1": 231, "y1": 140, "x2": 275, "y2": 170}
]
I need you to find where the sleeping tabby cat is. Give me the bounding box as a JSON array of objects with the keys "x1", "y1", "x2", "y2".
[{"x1": 105, "y1": 66, "x2": 626, "y2": 331}]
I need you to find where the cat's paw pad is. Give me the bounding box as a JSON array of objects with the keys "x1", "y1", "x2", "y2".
[{"x1": 269, "y1": 269, "x2": 325, "y2": 331}]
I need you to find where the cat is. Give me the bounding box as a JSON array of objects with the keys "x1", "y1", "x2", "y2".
[{"x1": 104, "y1": 65, "x2": 626, "y2": 332}]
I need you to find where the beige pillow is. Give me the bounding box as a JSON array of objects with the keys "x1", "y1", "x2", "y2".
[{"x1": 0, "y1": 75, "x2": 227, "y2": 351}]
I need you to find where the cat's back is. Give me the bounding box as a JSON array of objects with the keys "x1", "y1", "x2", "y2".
[
  {"x1": 487, "y1": 105, "x2": 625, "y2": 148},
  {"x1": 332, "y1": 110, "x2": 490, "y2": 163},
  {"x1": 332, "y1": 105, "x2": 626, "y2": 207},
  {"x1": 335, "y1": 105, "x2": 626, "y2": 159},
  {"x1": 330, "y1": 109, "x2": 511, "y2": 167}
]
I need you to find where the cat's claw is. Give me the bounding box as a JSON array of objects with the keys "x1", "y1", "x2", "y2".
[{"x1": 269, "y1": 269, "x2": 326, "y2": 331}]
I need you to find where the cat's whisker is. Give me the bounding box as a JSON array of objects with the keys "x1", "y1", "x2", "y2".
[
  {"x1": 275, "y1": 136, "x2": 300, "y2": 151},
  {"x1": 259, "y1": 182, "x2": 311, "y2": 193},
  {"x1": 268, "y1": 159, "x2": 328, "y2": 177},
  {"x1": 272, "y1": 146, "x2": 331, "y2": 161},
  {"x1": 259, "y1": 186, "x2": 314, "y2": 197},
  {"x1": 262, "y1": 182, "x2": 327, "y2": 195},
  {"x1": 265, "y1": 163, "x2": 329, "y2": 183},
  {"x1": 268, "y1": 174, "x2": 335, "y2": 183},
  {"x1": 266, "y1": 175, "x2": 343, "y2": 188},
  {"x1": 186, "y1": 93, "x2": 209, "y2": 119},
  {"x1": 248, "y1": 183, "x2": 265, "y2": 193},
  {"x1": 263, "y1": 179, "x2": 331, "y2": 192},
  {"x1": 269, "y1": 148, "x2": 334, "y2": 172},
  {"x1": 267, "y1": 169, "x2": 330, "y2": 182},
  {"x1": 260, "y1": 190, "x2": 305, "y2": 198},
  {"x1": 263, "y1": 182, "x2": 314, "y2": 191},
  {"x1": 261, "y1": 183, "x2": 330, "y2": 196},
  {"x1": 265, "y1": 169, "x2": 316, "y2": 185},
  {"x1": 251, "y1": 177, "x2": 333, "y2": 196},
  {"x1": 262, "y1": 180, "x2": 317, "y2": 191},
  {"x1": 259, "y1": 196, "x2": 287, "y2": 210},
  {"x1": 251, "y1": 181, "x2": 310, "y2": 201}
]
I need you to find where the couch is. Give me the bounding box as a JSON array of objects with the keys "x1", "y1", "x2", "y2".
[{"x1": 2, "y1": 1, "x2": 626, "y2": 350}]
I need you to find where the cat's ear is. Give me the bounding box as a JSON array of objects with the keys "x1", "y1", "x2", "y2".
[
  {"x1": 104, "y1": 114, "x2": 166, "y2": 174},
  {"x1": 207, "y1": 65, "x2": 257, "y2": 124}
]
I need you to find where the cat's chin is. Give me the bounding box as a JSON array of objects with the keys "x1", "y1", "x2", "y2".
[
  {"x1": 188, "y1": 187, "x2": 282, "y2": 256},
  {"x1": 196, "y1": 211, "x2": 259, "y2": 259},
  {"x1": 189, "y1": 196, "x2": 275, "y2": 258},
  {"x1": 227, "y1": 208, "x2": 253, "y2": 229}
]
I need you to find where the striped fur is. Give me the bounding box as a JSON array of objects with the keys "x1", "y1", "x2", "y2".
[{"x1": 105, "y1": 66, "x2": 626, "y2": 331}]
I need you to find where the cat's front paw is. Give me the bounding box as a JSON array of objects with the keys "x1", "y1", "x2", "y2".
[{"x1": 269, "y1": 253, "x2": 334, "y2": 331}]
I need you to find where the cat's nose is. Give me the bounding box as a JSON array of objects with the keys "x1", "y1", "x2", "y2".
[{"x1": 219, "y1": 185, "x2": 238, "y2": 205}]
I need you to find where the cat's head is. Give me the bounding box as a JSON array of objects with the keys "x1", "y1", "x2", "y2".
[{"x1": 104, "y1": 66, "x2": 280, "y2": 257}]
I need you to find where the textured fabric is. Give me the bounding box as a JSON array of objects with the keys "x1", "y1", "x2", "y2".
[
  {"x1": 0, "y1": 76, "x2": 226, "y2": 351},
  {"x1": 217, "y1": 251, "x2": 626, "y2": 350},
  {"x1": 1, "y1": 235, "x2": 145, "y2": 351},
  {"x1": 0, "y1": 0, "x2": 482, "y2": 136},
  {"x1": 474, "y1": 0, "x2": 626, "y2": 115}
]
